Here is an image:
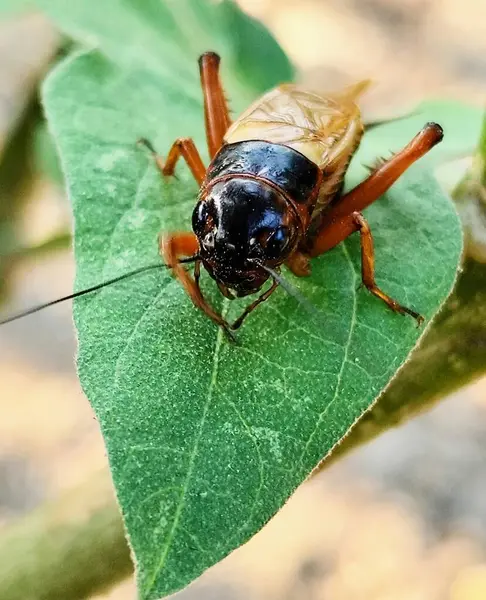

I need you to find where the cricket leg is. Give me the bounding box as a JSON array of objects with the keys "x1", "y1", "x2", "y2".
[
  {"x1": 309, "y1": 122, "x2": 444, "y2": 257},
  {"x1": 353, "y1": 212, "x2": 423, "y2": 324},
  {"x1": 160, "y1": 232, "x2": 236, "y2": 340},
  {"x1": 230, "y1": 280, "x2": 279, "y2": 330},
  {"x1": 138, "y1": 52, "x2": 231, "y2": 181},
  {"x1": 199, "y1": 51, "x2": 231, "y2": 158},
  {"x1": 138, "y1": 137, "x2": 206, "y2": 185},
  {"x1": 285, "y1": 251, "x2": 312, "y2": 277}
]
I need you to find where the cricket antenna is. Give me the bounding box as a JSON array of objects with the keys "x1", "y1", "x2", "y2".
[
  {"x1": 260, "y1": 264, "x2": 324, "y2": 322},
  {"x1": 0, "y1": 256, "x2": 198, "y2": 326}
]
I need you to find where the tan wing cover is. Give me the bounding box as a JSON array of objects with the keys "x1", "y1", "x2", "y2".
[{"x1": 224, "y1": 81, "x2": 369, "y2": 214}]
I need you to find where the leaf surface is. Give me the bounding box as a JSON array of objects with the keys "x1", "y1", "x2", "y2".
[{"x1": 41, "y1": 1, "x2": 477, "y2": 597}]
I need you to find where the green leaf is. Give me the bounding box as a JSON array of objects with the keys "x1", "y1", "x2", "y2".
[
  {"x1": 41, "y1": 1, "x2": 476, "y2": 598},
  {"x1": 37, "y1": 0, "x2": 293, "y2": 111},
  {"x1": 362, "y1": 99, "x2": 483, "y2": 168}
]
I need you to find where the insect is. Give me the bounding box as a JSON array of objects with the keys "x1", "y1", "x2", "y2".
[
  {"x1": 0, "y1": 52, "x2": 443, "y2": 337},
  {"x1": 141, "y1": 52, "x2": 443, "y2": 338}
]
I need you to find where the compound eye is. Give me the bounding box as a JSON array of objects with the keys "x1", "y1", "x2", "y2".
[
  {"x1": 192, "y1": 201, "x2": 215, "y2": 237},
  {"x1": 248, "y1": 236, "x2": 262, "y2": 256},
  {"x1": 263, "y1": 226, "x2": 290, "y2": 260}
]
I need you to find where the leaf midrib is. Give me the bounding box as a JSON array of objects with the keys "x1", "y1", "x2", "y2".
[{"x1": 144, "y1": 301, "x2": 229, "y2": 596}]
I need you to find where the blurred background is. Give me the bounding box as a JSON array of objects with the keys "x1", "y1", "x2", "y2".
[{"x1": 1, "y1": 0, "x2": 486, "y2": 599}]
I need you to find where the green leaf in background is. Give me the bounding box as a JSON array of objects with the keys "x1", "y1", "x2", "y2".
[
  {"x1": 40, "y1": 1, "x2": 479, "y2": 598},
  {"x1": 363, "y1": 99, "x2": 483, "y2": 168},
  {"x1": 0, "y1": 0, "x2": 33, "y2": 15},
  {"x1": 33, "y1": 119, "x2": 64, "y2": 186},
  {"x1": 37, "y1": 0, "x2": 293, "y2": 111}
]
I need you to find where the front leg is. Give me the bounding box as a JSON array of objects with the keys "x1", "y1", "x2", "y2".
[
  {"x1": 160, "y1": 232, "x2": 236, "y2": 341},
  {"x1": 230, "y1": 280, "x2": 279, "y2": 330}
]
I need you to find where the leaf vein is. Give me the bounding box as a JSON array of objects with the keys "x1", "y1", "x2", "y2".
[{"x1": 144, "y1": 301, "x2": 229, "y2": 595}]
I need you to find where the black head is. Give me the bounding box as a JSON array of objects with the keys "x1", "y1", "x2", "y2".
[{"x1": 192, "y1": 177, "x2": 300, "y2": 296}]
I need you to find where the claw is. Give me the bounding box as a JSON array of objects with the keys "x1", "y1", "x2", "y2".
[
  {"x1": 137, "y1": 137, "x2": 157, "y2": 154},
  {"x1": 222, "y1": 324, "x2": 238, "y2": 344}
]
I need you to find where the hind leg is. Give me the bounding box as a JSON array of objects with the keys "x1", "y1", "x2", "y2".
[
  {"x1": 353, "y1": 212, "x2": 423, "y2": 324},
  {"x1": 309, "y1": 122, "x2": 444, "y2": 257},
  {"x1": 199, "y1": 51, "x2": 231, "y2": 158},
  {"x1": 138, "y1": 51, "x2": 231, "y2": 184}
]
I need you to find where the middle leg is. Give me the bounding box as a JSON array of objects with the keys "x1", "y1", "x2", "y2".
[
  {"x1": 139, "y1": 137, "x2": 206, "y2": 185},
  {"x1": 230, "y1": 280, "x2": 279, "y2": 330}
]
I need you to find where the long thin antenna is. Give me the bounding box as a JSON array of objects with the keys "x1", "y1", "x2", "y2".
[
  {"x1": 260, "y1": 264, "x2": 324, "y2": 322},
  {"x1": 0, "y1": 256, "x2": 198, "y2": 326}
]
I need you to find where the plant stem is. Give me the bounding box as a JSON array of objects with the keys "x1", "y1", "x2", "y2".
[{"x1": 0, "y1": 471, "x2": 132, "y2": 600}]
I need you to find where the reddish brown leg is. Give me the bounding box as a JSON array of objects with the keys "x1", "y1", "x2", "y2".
[
  {"x1": 160, "y1": 232, "x2": 236, "y2": 340},
  {"x1": 199, "y1": 51, "x2": 231, "y2": 158},
  {"x1": 285, "y1": 251, "x2": 312, "y2": 277},
  {"x1": 353, "y1": 212, "x2": 423, "y2": 324},
  {"x1": 217, "y1": 281, "x2": 235, "y2": 300},
  {"x1": 139, "y1": 137, "x2": 206, "y2": 185},
  {"x1": 230, "y1": 280, "x2": 279, "y2": 330},
  {"x1": 309, "y1": 122, "x2": 444, "y2": 257}
]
